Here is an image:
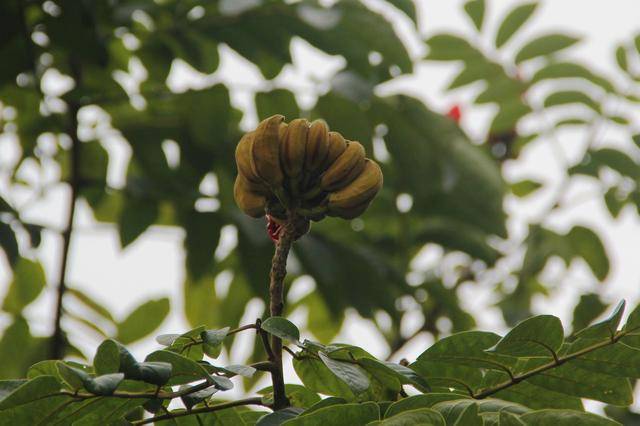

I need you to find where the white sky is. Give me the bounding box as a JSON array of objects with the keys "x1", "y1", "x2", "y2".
[{"x1": 0, "y1": 0, "x2": 639, "y2": 411}]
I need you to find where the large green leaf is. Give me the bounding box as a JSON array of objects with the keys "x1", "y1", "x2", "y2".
[
  {"x1": 515, "y1": 34, "x2": 580, "y2": 63},
  {"x1": 284, "y1": 401, "x2": 379, "y2": 425},
  {"x1": 116, "y1": 298, "x2": 170, "y2": 345},
  {"x1": 495, "y1": 2, "x2": 538, "y2": 48},
  {"x1": 2, "y1": 258, "x2": 46, "y2": 314},
  {"x1": 463, "y1": 0, "x2": 485, "y2": 31}
]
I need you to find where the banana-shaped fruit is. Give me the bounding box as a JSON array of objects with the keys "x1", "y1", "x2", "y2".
[
  {"x1": 251, "y1": 115, "x2": 285, "y2": 188},
  {"x1": 320, "y1": 141, "x2": 365, "y2": 191},
  {"x1": 234, "y1": 174, "x2": 267, "y2": 218},
  {"x1": 235, "y1": 132, "x2": 262, "y2": 184},
  {"x1": 280, "y1": 118, "x2": 308, "y2": 179},
  {"x1": 305, "y1": 119, "x2": 329, "y2": 175},
  {"x1": 328, "y1": 159, "x2": 382, "y2": 214},
  {"x1": 327, "y1": 199, "x2": 371, "y2": 219},
  {"x1": 322, "y1": 131, "x2": 347, "y2": 170}
]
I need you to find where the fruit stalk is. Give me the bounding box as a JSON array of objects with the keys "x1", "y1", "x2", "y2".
[{"x1": 268, "y1": 214, "x2": 294, "y2": 410}]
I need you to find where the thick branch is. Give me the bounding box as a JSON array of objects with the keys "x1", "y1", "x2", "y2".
[
  {"x1": 268, "y1": 220, "x2": 294, "y2": 410},
  {"x1": 51, "y1": 58, "x2": 82, "y2": 359},
  {"x1": 131, "y1": 397, "x2": 266, "y2": 425}
]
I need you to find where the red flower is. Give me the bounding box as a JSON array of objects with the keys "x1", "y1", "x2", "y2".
[
  {"x1": 446, "y1": 105, "x2": 462, "y2": 123},
  {"x1": 266, "y1": 215, "x2": 282, "y2": 242}
]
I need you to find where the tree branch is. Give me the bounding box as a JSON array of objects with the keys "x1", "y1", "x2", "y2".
[
  {"x1": 50, "y1": 57, "x2": 82, "y2": 360},
  {"x1": 268, "y1": 217, "x2": 295, "y2": 410},
  {"x1": 130, "y1": 397, "x2": 266, "y2": 425},
  {"x1": 471, "y1": 327, "x2": 638, "y2": 399}
]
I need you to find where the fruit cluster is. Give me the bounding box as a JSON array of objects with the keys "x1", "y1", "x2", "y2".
[{"x1": 234, "y1": 115, "x2": 383, "y2": 227}]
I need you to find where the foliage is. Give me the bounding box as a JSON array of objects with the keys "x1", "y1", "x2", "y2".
[
  {"x1": 1, "y1": 0, "x2": 640, "y2": 423},
  {"x1": 2, "y1": 301, "x2": 640, "y2": 424}
]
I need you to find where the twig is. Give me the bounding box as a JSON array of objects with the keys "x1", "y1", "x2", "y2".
[
  {"x1": 130, "y1": 397, "x2": 266, "y2": 425},
  {"x1": 268, "y1": 217, "x2": 295, "y2": 410},
  {"x1": 50, "y1": 56, "x2": 83, "y2": 359}
]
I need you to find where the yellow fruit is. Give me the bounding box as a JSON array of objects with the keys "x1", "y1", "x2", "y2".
[
  {"x1": 327, "y1": 199, "x2": 371, "y2": 219},
  {"x1": 234, "y1": 174, "x2": 267, "y2": 218},
  {"x1": 280, "y1": 118, "x2": 309, "y2": 179},
  {"x1": 328, "y1": 159, "x2": 382, "y2": 211},
  {"x1": 322, "y1": 131, "x2": 347, "y2": 170},
  {"x1": 320, "y1": 141, "x2": 365, "y2": 191},
  {"x1": 251, "y1": 115, "x2": 285, "y2": 188},
  {"x1": 305, "y1": 119, "x2": 329, "y2": 175},
  {"x1": 235, "y1": 132, "x2": 261, "y2": 184}
]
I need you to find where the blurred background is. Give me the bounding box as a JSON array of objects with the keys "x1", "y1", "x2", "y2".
[{"x1": 1, "y1": 0, "x2": 639, "y2": 420}]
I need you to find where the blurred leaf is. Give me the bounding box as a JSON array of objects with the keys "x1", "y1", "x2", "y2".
[
  {"x1": 116, "y1": 298, "x2": 170, "y2": 345},
  {"x1": 567, "y1": 226, "x2": 609, "y2": 281},
  {"x1": 385, "y1": 0, "x2": 417, "y2": 24},
  {"x1": 2, "y1": 258, "x2": 46, "y2": 314},
  {"x1": 118, "y1": 196, "x2": 159, "y2": 248},
  {"x1": 570, "y1": 148, "x2": 639, "y2": 179},
  {"x1": 183, "y1": 210, "x2": 223, "y2": 279},
  {"x1": 261, "y1": 317, "x2": 300, "y2": 343},
  {"x1": 544, "y1": 90, "x2": 599, "y2": 112},
  {"x1": 0, "y1": 222, "x2": 18, "y2": 266},
  {"x1": 463, "y1": 0, "x2": 485, "y2": 31},
  {"x1": 0, "y1": 317, "x2": 46, "y2": 379},
  {"x1": 490, "y1": 100, "x2": 531, "y2": 133},
  {"x1": 604, "y1": 187, "x2": 625, "y2": 218},
  {"x1": 256, "y1": 89, "x2": 299, "y2": 121},
  {"x1": 515, "y1": 34, "x2": 580, "y2": 64},
  {"x1": 94, "y1": 339, "x2": 121, "y2": 376},
  {"x1": 495, "y1": 2, "x2": 538, "y2": 48},
  {"x1": 615, "y1": 45, "x2": 628, "y2": 71},
  {"x1": 531, "y1": 62, "x2": 615, "y2": 92},
  {"x1": 511, "y1": 179, "x2": 543, "y2": 197},
  {"x1": 571, "y1": 294, "x2": 608, "y2": 334},
  {"x1": 66, "y1": 287, "x2": 115, "y2": 323},
  {"x1": 425, "y1": 34, "x2": 482, "y2": 61},
  {"x1": 574, "y1": 300, "x2": 625, "y2": 339}
]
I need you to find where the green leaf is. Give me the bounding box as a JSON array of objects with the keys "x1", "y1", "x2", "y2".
[
  {"x1": 490, "y1": 100, "x2": 531, "y2": 133},
  {"x1": 0, "y1": 375, "x2": 61, "y2": 410},
  {"x1": 520, "y1": 409, "x2": 620, "y2": 425},
  {"x1": 495, "y1": 2, "x2": 538, "y2": 48},
  {"x1": 0, "y1": 222, "x2": 18, "y2": 265},
  {"x1": 318, "y1": 352, "x2": 370, "y2": 395},
  {"x1": 257, "y1": 407, "x2": 304, "y2": 426},
  {"x1": 66, "y1": 287, "x2": 115, "y2": 323},
  {"x1": 144, "y1": 350, "x2": 213, "y2": 386},
  {"x1": 56, "y1": 362, "x2": 88, "y2": 390},
  {"x1": 425, "y1": 34, "x2": 482, "y2": 61},
  {"x1": 284, "y1": 402, "x2": 379, "y2": 425},
  {"x1": 385, "y1": 0, "x2": 417, "y2": 24},
  {"x1": 183, "y1": 210, "x2": 223, "y2": 279},
  {"x1": 463, "y1": 0, "x2": 485, "y2": 31},
  {"x1": 84, "y1": 373, "x2": 124, "y2": 396},
  {"x1": 543, "y1": 90, "x2": 599, "y2": 112},
  {"x1": 432, "y1": 400, "x2": 482, "y2": 425},
  {"x1": 156, "y1": 334, "x2": 181, "y2": 346},
  {"x1": 2, "y1": 258, "x2": 46, "y2": 314},
  {"x1": 574, "y1": 300, "x2": 625, "y2": 339},
  {"x1": 488, "y1": 315, "x2": 563, "y2": 358},
  {"x1": 200, "y1": 327, "x2": 229, "y2": 359},
  {"x1": 531, "y1": 62, "x2": 615, "y2": 92},
  {"x1": 511, "y1": 179, "x2": 543, "y2": 197},
  {"x1": 258, "y1": 384, "x2": 321, "y2": 409},
  {"x1": 373, "y1": 408, "x2": 446, "y2": 425},
  {"x1": 567, "y1": 226, "x2": 609, "y2": 281},
  {"x1": 447, "y1": 60, "x2": 503, "y2": 90},
  {"x1": 256, "y1": 89, "x2": 300, "y2": 121},
  {"x1": 293, "y1": 357, "x2": 355, "y2": 400},
  {"x1": 116, "y1": 298, "x2": 170, "y2": 345},
  {"x1": 118, "y1": 196, "x2": 158, "y2": 248},
  {"x1": 222, "y1": 364, "x2": 256, "y2": 378},
  {"x1": 571, "y1": 294, "x2": 607, "y2": 334},
  {"x1": 570, "y1": 148, "x2": 639, "y2": 180},
  {"x1": 94, "y1": 339, "x2": 121, "y2": 376},
  {"x1": 500, "y1": 411, "x2": 526, "y2": 426},
  {"x1": 385, "y1": 394, "x2": 469, "y2": 418},
  {"x1": 179, "y1": 384, "x2": 218, "y2": 410},
  {"x1": 515, "y1": 34, "x2": 580, "y2": 64},
  {"x1": 261, "y1": 317, "x2": 300, "y2": 343},
  {"x1": 134, "y1": 362, "x2": 173, "y2": 386},
  {"x1": 615, "y1": 45, "x2": 628, "y2": 71}
]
